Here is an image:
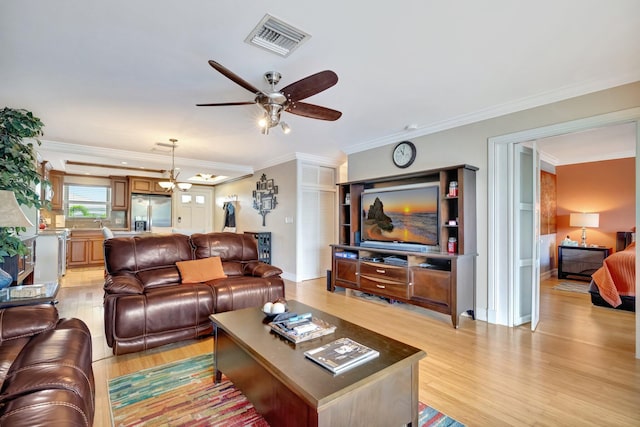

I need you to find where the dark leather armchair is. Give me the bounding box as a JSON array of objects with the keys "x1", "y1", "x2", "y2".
[{"x1": 0, "y1": 305, "x2": 95, "y2": 426}]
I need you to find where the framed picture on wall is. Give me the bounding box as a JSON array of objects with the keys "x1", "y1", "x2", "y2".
[{"x1": 263, "y1": 196, "x2": 273, "y2": 210}]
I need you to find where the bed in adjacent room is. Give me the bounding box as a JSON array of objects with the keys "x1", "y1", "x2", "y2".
[{"x1": 589, "y1": 239, "x2": 636, "y2": 312}]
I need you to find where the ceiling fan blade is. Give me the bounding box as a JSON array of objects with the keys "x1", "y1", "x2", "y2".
[
  {"x1": 208, "y1": 60, "x2": 261, "y2": 94},
  {"x1": 286, "y1": 101, "x2": 342, "y2": 121},
  {"x1": 280, "y1": 70, "x2": 338, "y2": 102},
  {"x1": 196, "y1": 101, "x2": 255, "y2": 107}
]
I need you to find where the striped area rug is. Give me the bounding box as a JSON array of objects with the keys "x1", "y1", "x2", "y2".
[
  {"x1": 109, "y1": 353, "x2": 464, "y2": 426},
  {"x1": 553, "y1": 282, "x2": 590, "y2": 294}
]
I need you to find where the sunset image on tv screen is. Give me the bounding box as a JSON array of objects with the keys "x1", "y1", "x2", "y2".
[{"x1": 361, "y1": 185, "x2": 438, "y2": 246}]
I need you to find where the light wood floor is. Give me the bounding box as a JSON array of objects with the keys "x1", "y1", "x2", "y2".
[{"x1": 58, "y1": 268, "x2": 639, "y2": 426}]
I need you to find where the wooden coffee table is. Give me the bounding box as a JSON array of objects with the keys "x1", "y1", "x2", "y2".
[{"x1": 209, "y1": 300, "x2": 426, "y2": 427}]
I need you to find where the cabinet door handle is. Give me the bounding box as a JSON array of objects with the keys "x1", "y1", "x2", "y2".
[
  {"x1": 376, "y1": 284, "x2": 386, "y2": 289},
  {"x1": 376, "y1": 269, "x2": 386, "y2": 274}
]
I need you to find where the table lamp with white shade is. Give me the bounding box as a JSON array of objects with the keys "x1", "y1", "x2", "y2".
[
  {"x1": 569, "y1": 212, "x2": 599, "y2": 247},
  {"x1": 0, "y1": 190, "x2": 34, "y2": 287}
]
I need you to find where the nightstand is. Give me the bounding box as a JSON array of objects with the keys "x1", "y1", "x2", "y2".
[{"x1": 558, "y1": 246, "x2": 612, "y2": 281}]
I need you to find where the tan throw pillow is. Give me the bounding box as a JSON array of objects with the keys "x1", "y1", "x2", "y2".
[{"x1": 176, "y1": 257, "x2": 227, "y2": 284}]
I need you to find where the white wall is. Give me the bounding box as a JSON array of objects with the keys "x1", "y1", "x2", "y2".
[{"x1": 214, "y1": 160, "x2": 298, "y2": 281}]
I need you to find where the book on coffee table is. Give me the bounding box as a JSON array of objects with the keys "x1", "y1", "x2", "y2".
[
  {"x1": 269, "y1": 316, "x2": 336, "y2": 344},
  {"x1": 304, "y1": 337, "x2": 379, "y2": 374}
]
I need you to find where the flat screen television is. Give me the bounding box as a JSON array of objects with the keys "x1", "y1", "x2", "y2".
[{"x1": 360, "y1": 182, "x2": 439, "y2": 252}]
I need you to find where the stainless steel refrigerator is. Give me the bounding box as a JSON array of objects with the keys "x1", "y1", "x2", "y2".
[{"x1": 130, "y1": 194, "x2": 172, "y2": 231}]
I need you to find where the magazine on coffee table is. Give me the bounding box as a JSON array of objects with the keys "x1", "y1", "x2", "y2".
[
  {"x1": 304, "y1": 337, "x2": 379, "y2": 374},
  {"x1": 269, "y1": 315, "x2": 336, "y2": 344}
]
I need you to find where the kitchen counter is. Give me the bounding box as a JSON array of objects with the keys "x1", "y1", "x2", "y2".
[
  {"x1": 68, "y1": 229, "x2": 148, "y2": 237},
  {"x1": 37, "y1": 229, "x2": 69, "y2": 236}
]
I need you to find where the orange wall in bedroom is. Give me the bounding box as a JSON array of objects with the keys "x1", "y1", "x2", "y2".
[{"x1": 556, "y1": 157, "x2": 635, "y2": 252}]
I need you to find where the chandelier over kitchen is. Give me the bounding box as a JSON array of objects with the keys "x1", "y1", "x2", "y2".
[{"x1": 158, "y1": 139, "x2": 192, "y2": 192}]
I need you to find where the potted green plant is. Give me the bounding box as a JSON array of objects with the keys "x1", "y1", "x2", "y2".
[{"x1": 0, "y1": 107, "x2": 46, "y2": 259}]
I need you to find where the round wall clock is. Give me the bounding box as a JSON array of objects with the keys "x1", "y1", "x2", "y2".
[{"x1": 392, "y1": 141, "x2": 416, "y2": 168}]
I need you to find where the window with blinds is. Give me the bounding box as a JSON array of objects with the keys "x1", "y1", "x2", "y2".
[{"x1": 64, "y1": 184, "x2": 111, "y2": 218}]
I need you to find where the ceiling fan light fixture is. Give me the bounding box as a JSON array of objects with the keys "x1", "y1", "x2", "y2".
[
  {"x1": 281, "y1": 121, "x2": 291, "y2": 134},
  {"x1": 198, "y1": 61, "x2": 341, "y2": 135}
]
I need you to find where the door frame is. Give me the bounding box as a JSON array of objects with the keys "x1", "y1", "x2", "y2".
[{"x1": 488, "y1": 107, "x2": 640, "y2": 345}]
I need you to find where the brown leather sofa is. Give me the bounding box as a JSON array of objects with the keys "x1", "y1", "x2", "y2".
[
  {"x1": 103, "y1": 232, "x2": 285, "y2": 355},
  {"x1": 0, "y1": 304, "x2": 95, "y2": 426}
]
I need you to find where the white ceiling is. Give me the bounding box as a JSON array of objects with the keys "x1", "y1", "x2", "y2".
[
  {"x1": 537, "y1": 122, "x2": 636, "y2": 166},
  {"x1": 2, "y1": 1, "x2": 639, "y2": 183}
]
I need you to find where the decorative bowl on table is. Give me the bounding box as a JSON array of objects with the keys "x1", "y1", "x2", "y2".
[{"x1": 262, "y1": 300, "x2": 288, "y2": 319}]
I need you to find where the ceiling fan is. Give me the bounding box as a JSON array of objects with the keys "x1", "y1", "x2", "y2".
[{"x1": 197, "y1": 60, "x2": 342, "y2": 134}]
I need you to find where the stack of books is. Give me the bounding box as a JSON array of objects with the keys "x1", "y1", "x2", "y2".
[
  {"x1": 269, "y1": 312, "x2": 336, "y2": 344},
  {"x1": 304, "y1": 337, "x2": 379, "y2": 374}
]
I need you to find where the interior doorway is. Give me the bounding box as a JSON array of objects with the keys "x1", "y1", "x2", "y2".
[{"x1": 488, "y1": 107, "x2": 639, "y2": 357}]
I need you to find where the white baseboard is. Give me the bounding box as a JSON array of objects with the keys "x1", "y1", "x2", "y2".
[
  {"x1": 540, "y1": 268, "x2": 557, "y2": 280},
  {"x1": 281, "y1": 271, "x2": 297, "y2": 282}
]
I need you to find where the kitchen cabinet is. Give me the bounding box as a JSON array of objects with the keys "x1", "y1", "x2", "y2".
[
  {"x1": 89, "y1": 239, "x2": 105, "y2": 264},
  {"x1": 111, "y1": 177, "x2": 128, "y2": 210},
  {"x1": 68, "y1": 231, "x2": 105, "y2": 268},
  {"x1": 129, "y1": 177, "x2": 167, "y2": 194},
  {"x1": 68, "y1": 238, "x2": 89, "y2": 267},
  {"x1": 49, "y1": 170, "x2": 64, "y2": 211}
]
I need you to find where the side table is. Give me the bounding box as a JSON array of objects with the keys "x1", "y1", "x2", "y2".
[
  {"x1": 558, "y1": 246, "x2": 612, "y2": 281},
  {"x1": 0, "y1": 282, "x2": 60, "y2": 308}
]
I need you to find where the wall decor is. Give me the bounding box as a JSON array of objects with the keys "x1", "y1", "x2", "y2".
[
  {"x1": 540, "y1": 170, "x2": 557, "y2": 235},
  {"x1": 253, "y1": 174, "x2": 278, "y2": 226}
]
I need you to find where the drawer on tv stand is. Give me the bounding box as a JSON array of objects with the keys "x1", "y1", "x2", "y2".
[
  {"x1": 360, "y1": 262, "x2": 408, "y2": 283},
  {"x1": 359, "y1": 275, "x2": 409, "y2": 300}
]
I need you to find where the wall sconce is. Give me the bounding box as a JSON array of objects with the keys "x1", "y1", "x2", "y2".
[{"x1": 569, "y1": 212, "x2": 599, "y2": 247}]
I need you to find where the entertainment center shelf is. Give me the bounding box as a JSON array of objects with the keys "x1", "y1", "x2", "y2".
[{"x1": 331, "y1": 164, "x2": 477, "y2": 328}]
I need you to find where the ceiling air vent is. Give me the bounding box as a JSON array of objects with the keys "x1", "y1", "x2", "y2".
[{"x1": 245, "y1": 14, "x2": 311, "y2": 57}]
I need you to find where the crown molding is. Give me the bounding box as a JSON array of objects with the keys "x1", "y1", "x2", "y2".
[
  {"x1": 344, "y1": 73, "x2": 640, "y2": 155},
  {"x1": 39, "y1": 140, "x2": 253, "y2": 174},
  {"x1": 254, "y1": 151, "x2": 344, "y2": 170}
]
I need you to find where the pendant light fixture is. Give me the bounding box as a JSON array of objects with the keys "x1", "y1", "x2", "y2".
[{"x1": 158, "y1": 139, "x2": 192, "y2": 192}]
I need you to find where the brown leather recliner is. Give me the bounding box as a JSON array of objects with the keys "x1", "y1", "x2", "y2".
[
  {"x1": 103, "y1": 232, "x2": 285, "y2": 355},
  {"x1": 0, "y1": 304, "x2": 95, "y2": 426}
]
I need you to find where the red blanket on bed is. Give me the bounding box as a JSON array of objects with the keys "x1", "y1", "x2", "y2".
[{"x1": 592, "y1": 242, "x2": 636, "y2": 307}]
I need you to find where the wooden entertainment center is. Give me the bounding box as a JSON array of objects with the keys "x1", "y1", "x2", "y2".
[{"x1": 330, "y1": 164, "x2": 477, "y2": 328}]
